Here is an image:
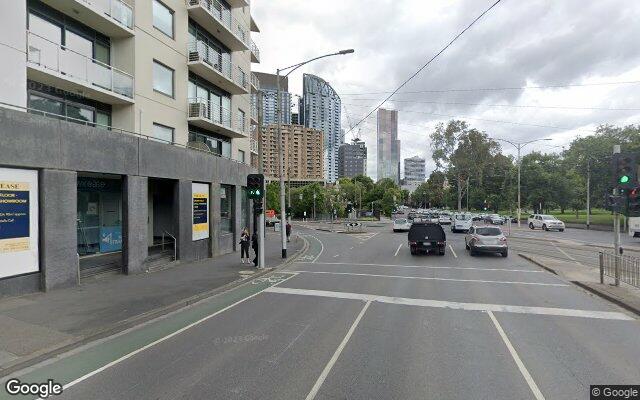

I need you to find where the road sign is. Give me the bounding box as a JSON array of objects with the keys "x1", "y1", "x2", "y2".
[{"x1": 345, "y1": 222, "x2": 362, "y2": 227}]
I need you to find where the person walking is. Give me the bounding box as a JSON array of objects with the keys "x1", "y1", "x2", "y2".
[
  {"x1": 285, "y1": 221, "x2": 292, "y2": 242},
  {"x1": 251, "y1": 231, "x2": 259, "y2": 267},
  {"x1": 239, "y1": 228, "x2": 250, "y2": 264}
]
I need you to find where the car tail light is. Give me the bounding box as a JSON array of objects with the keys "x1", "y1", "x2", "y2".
[
  {"x1": 437, "y1": 241, "x2": 445, "y2": 245},
  {"x1": 499, "y1": 236, "x2": 507, "y2": 242},
  {"x1": 409, "y1": 241, "x2": 417, "y2": 245}
]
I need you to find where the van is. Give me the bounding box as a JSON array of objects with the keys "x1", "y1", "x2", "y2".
[{"x1": 408, "y1": 222, "x2": 446, "y2": 256}]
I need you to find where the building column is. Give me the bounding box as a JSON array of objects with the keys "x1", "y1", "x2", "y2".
[
  {"x1": 40, "y1": 169, "x2": 78, "y2": 291},
  {"x1": 124, "y1": 175, "x2": 148, "y2": 274},
  {"x1": 233, "y1": 185, "x2": 242, "y2": 252},
  {"x1": 176, "y1": 179, "x2": 194, "y2": 262},
  {"x1": 210, "y1": 182, "x2": 221, "y2": 256}
]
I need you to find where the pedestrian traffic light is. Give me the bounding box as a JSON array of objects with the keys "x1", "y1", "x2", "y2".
[
  {"x1": 612, "y1": 153, "x2": 637, "y2": 190},
  {"x1": 247, "y1": 174, "x2": 264, "y2": 200},
  {"x1": 346, "y1": 202, "x2": 353, "y2": 213},
  {"x1": 627, "y1": 187, "x2": 640, "y2": 217}
]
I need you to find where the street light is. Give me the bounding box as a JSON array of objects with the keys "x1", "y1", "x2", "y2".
[
  {"x1": 275, "y1": 49, "x2": 355, "y2": 258},
  {"x1": 494, "y1": 137, "x2": 552, "y2": 227}
]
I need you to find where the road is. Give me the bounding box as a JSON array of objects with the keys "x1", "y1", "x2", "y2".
[{"x1": 3, "y1": 223, "x2": 640, "y2": 400}]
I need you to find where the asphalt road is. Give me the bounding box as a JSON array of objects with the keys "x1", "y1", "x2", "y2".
[{"x1": 3, "y1": 224, "x2": 639, "y2": 400}]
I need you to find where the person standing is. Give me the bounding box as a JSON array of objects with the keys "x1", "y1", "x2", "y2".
[
  {"x1": 239, "y1": 228, "x2": 250, "y2": 264},
  {"x1": 286, "y1": 221, "x2": 292, "y2": 242},
  {"x1": 251, "y1": 231, "x2": 259, "y2": 267}
]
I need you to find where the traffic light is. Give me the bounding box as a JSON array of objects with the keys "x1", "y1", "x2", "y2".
[
  {"x1": 346, "y1": 202, "x2": 353, "y2": 213},
  {"x1": 247, "y1": 174, "x2": 264, "y2": 200},
  {"x1": 627, "y1": 187, "x2": 640, "y2": 217},
  {"x1": 612, "y1": 153, "x2": 637, "y2": 190}
]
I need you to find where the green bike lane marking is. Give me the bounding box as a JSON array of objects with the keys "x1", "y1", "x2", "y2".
[{"x1": 1, "y1": 273, "x2": 296, "y2": 400}]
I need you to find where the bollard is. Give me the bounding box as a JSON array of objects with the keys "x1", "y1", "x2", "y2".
[{"x1": 599, "y1": 252, "x2": 604, "y2": 284}]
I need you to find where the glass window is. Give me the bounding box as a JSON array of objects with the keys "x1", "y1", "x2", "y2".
[
  {"x1": 28, "y1": 92, "x2": 64, "y2": 117},
  {"x1": 77, "y1": 176, "x2": 123, "y2": 256},
  {"x1": 29, "y1": 13, "x2": 62, "y2": 44},
  {"x1": 238, "y1": 150, "x2": 245, "y2": 163},
  {"x1": 222, "y1": 141, "x2": 231, "y2": 158},
  {"x1": 153, "y1": 60, "x2": 174, "y2": 97},
  {"x1": 153, "y1": 123, "x2": 174, "y2": 143},
  {"x1": 67, "y1": 104, "x2": 95, "y2": 125},
  {"x1": 97, "y1": 111, "x2": 111, "y2": 129},
  {"x1": 153, "y1": 0, "x2": 174, "y2": 38},
  {"x1": 95, "y1": 42, "x2": 110, "y2": 64},
  {"x1": 220, "y1": 185, "x2": 233, "y2": 233}
]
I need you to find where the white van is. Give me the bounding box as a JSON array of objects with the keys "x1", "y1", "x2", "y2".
[
  {"x1": 451, "y1": 213, "x2": 473, "y2": 233},
  {"x1": 629, "y1": 217, "x2": 640, "y2": 237}
]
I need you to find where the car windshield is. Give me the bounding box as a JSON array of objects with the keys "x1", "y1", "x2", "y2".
[
  {"x1": 542, "y1": 215, "x2": 558, "y2": 220},
  {"x1": 476, "y1": 227, "x2": 502, "y2": 236},
  {"x1": 456, "y1": 214, "x2": 471, "y2": 220},
  {"x1": 395, "y1": 218, "x2": 407, "y2": 224}
]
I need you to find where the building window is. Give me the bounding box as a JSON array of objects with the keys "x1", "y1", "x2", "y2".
[
  {"x1": 238, "y1": 150, "x2": 245, "y2": 163},
  {"x1": 153, "y1": 60, "x2": 174, "y2": 97},
  {"x1": 153, "y1": 123, "x2": 174, "y2": 143},
  {"x1": 237, "y1": 109, "x2": 246, "y2": 133},
  {"x1": 220, "y1": 185, "x2": 234, "y2": 233},
  {"x1": 77, "y1": 175, "x2": 123, "y2": 257},
  {"x1": 152, "y1": 0, "x2": 174, "y2": 38}
]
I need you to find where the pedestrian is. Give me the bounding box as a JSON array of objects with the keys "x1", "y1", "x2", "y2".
[
  {"x1": 239, "y1": 228, "x2": 250, "y2": 264},
  {"x1": 251, "y1": 231, "x2": 259, "y2": 267},
  {"x1": 286, "y1": 221, "x2": 292, "y2": 242}
]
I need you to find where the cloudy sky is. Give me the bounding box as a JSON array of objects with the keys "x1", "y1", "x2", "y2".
[{"x1": 251, "y1": 0, "x2": 640, "y2": 180}]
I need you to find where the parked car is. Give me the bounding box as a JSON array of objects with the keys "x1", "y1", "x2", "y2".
[
  {"x1": 527, "y1": 214, "x2": 565, "y2": 231},
  {"x1": 465, "y1": 226, "x2": 508, "y2": 257},
  {"x1": 438, "y1": 212, "x2": 452, "y2": 225},
  {"x1": 408, "y1": 222, "x2": 446, "y2": 256},
  {"x1": 488, "y1": 214, "x2": 505, "y2": 225},
  {"x1": 472, "y1": 214, "x2": 484, "y2": 221},
  {"x1": 451, "y1": 213, "x2": 473, "y2": 233},
  {"x1": 393, "y1": 218, "x2": 412, "y2": 232}
]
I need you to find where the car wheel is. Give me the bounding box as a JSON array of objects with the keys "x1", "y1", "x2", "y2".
[
  {"x1": 470, "y1": 249, "x2": 476, "y2": 256},
  {"x1": 529, "y1": 222, "x2": 534, "y2": 229},
  {"x1": 543, "y1": 224, "x2": 548, "y2": 231},
  {"x1": 559, "y1": 229, "x2": 564, "y2": 232},
  {"x1": 502, "y1": 250, "x2": 508, "y2": 257}
]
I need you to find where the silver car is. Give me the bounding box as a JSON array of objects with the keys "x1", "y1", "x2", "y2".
[{"x1": 465, "y1": 226, "x2": 508, "y2": 257}]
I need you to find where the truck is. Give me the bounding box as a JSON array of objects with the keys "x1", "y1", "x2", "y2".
[{"x1": 629, "y1": 217, "x2": 640, "y2": 238}]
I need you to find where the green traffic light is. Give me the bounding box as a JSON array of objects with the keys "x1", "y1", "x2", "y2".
[{"x1": 620, "y1": 175, "x2": 630, "y2": 184}]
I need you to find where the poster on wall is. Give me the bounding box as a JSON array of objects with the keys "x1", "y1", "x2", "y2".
[
  {"x1": 0, "y1": 168, "x2": 39, "y2": 279},
  {"x1": 192, "y1": 183, "x2": 210, "y2": 241}
]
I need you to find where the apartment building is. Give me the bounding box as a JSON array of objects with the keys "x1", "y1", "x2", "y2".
[
  {"x1": 402, "y1": 155, "x2": 426, "y2": 193},
  {"x1": 253, "y1": 72, "x2": 292, "y2": 126},
  {"x1": 0, "y1": 0, "x2": 261, "y2": 296},
  {"x1": 377, "y1": 108, "x2": 400, "y2": 184},
  {"x1": 338, "y1": 139, "x2": 367, "y2": 179},
  {"x1": 261, "y1": 124, "x2": 324, "y2": 187}
]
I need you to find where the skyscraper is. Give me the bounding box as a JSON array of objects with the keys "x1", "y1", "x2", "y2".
[
  {"x1": 300, "y1": 73, "x2": 342, "y2": 183},
  {"x1": 254, "y1": 72, "x2": 292, "y2": 126},
  {"x1": 403, "y1": 156, "x2": 426, "y2": 193},
  {"x1": 338, "y1": 139, "x2": 367, "y2": 178},
  {"x1": 377, "y1": 108, "x2": 400, "y2": 184}
]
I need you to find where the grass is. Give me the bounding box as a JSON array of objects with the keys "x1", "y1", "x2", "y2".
[{"x1": 548, "y1": 209, "x2": 614, "y2": 225}]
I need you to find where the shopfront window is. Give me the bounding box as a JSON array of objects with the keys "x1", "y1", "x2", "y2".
[
  {"x1": 77, "y1": 175, "x2": 123, "y2": 256},
  {"x1": 220, "y1": 185, "x2": 233, "y2": 233}
]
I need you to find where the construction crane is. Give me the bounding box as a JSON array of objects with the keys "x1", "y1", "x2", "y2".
[{"x1": 342, "y1": 104, "x2": 362, "y2": 142}]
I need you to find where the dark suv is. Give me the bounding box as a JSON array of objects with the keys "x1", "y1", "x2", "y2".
[{"x1": 408, "y1": 222, "x2": 446, "y2": 256}]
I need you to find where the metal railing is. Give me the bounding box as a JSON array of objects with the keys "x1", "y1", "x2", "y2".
[
  {"x1": 0, "y1": 101, "x2": 250, "y2": 166},
  {"x1": 27, "y1": 31, "x2": 134, "y2": 99},
  {"x1": 250, "y1": 72, "x2": 260, "y2": 90},
  {"x1": 600, "y1": 251, "x2": 640, "y2": 288},
  {"x1": 187, "y1": 97, "x2": 234, "y2": 130},
  {"x1": 162, "y1": 231, "x2": 177, "y2": 261},
  {"x1": 81, "y1": 0, "x2": 134, "y2": 29},
  {"x1": 250, "y1": 38, "x2": 260, "y2": 61},
  {"x1": 186, "y1": 0, "x2": 249, "y2": 46},
  {"x1": 187, "y1": 41, "x2": 247, "y2": 90}
]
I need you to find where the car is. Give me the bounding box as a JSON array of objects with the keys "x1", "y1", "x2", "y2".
[
  {"x1": 527, "y1": 214, "x2": 565, "y2": 231},
  {"x1": 393, "y1": 218, "x2": 412, "y2": 232},
  {"x1": 488, "y1": 214, "x2": 505, "y2": 225},
  {"x1": 465, "y1": 226, "x2": 508, "y2": 257},
  {"x1": 629, "y1": 217, "x2": 640, "y2": 238},
  {"x1": 265, "y1": 216, "x2": 280, "y2": 227},
  {"x1": 438, "y1": 212, "x2": 452, "y2": 225},
  {"x1": 408, "y1": 222, "x2": 446, "y2": 256},
  {"x1": 451, "y1": 213, "x2": 473, "y2": 233},
  {"x1": 471, "y1": 214, "x2": 484, "y2": 221}
]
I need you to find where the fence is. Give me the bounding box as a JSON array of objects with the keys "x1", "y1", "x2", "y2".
[{"x1": 599, "y1": 251, "x2": 640, "y2": 288}]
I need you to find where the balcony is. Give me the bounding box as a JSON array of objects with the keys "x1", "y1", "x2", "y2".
[
  {"x1": 250, "y1": 127, "x2": 259, "y2": 154},
  {"x1": 26, "y1": 31, "x2": 134, "y2": 105},
  {"x1": 187, "y1": 41, "x2": 249, "y2": 95},
  {"x1": 250, "y1": 39, "x2": 260, "y2": 63},
  {"x1": 187, "y1": 98, "x2": 246, "y2": 138},
  {"x1": 186, "y1": 0, "x2": 249, "y2": 51},
  {"x1": 40, "y1": 0, "x2": 134, "y2": 38},
  {"x1": 250, "y1": 72, "x2": 260, "y2": 91},
  {"x1": 227, "y1": 0, "x2": 249, "y2": 7},
  {"x1": 250, "y1": 94, "x2": 258, "y2": 123}
]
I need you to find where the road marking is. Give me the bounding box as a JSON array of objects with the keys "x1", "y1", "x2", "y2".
[
  {"x1": 448, "y1": 244, "x2": 458, "y2": 258},
  {"x1": 553, "y1": 243, "x2": 576, "y2": 261},
  {"x1": 295, "y1": 261, "x2": 544, "y2": 273},
  {"x1": 292, "y1": 270, "x2": 565, "y2": 286},
  {"x1": 308, "y1": 235, "x2": 324, "y2": 263},
  {"x1": 488, "y1": 311, "x2": 546, "y2": 400},
  {"x1": 333, "y1": 254, "x2": 340, "y2": 258},
  {"x1": 264, "y1": 287, "x2": 633, "y2": 320},
  {"x1": 45, "y1": 274, "x2": 298, "y2": 395},
  {"x1": 350, "y1": 246, "x2": 354, "y2": 250},
  {"x1": 305, "y1": 301, "x2": 371, "y2": 400},
  {"x1": 394, "y1": 243, "x2": 402, "y2": 257}
]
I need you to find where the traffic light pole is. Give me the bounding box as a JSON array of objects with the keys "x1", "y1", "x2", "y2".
[
  {"x1": 613, "y1": 145, "x2": 621, "y2": 285},
  {"x1": 259, "y1": 198, "x2": 265, "y2": 269}
]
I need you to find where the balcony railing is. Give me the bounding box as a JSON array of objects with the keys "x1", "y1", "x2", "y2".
[
  {"x1": 187, "y1": 41, "x2": 248, "y2": 91},
  {"x1": 250, "y1": 39, "x2": 260, "y2": 62},
  {"x1": 187, "y1": 0, "x2": 249, "y2": 46},
  {"x1": 85, "y1": 0, "x2": 134, "y2": 29},
  {"x1": 27, "y1": 31, "x2": 134, "y2": 99},
  {"x1": 188, "y1": 97, "x2": 232, "y2": 129},
  {"x1": 250, "y1": 72, "x2": 260, "y2": 90}
]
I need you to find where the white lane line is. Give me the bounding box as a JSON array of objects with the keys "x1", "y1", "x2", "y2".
[
  {"x1": 46, "y1": 274, "x2": 299, "y2": 395},
  {"x1": 333, "y1": 254, "x2": 340, "y2": 258},
  {"x1": 310, "y1": 235, "x2": 324, "y2": 263},
  {"x1": 295, "y1": 261, "x2": 544, "y2": 273},
  {"x1": 448, "y1": 244, "x2": 458, "y2": 258},
  {"x1": 350, "y1": 246, "x2": 354, "y2": 250},
  {"x1": 264, "y1": 287, "x2": 633, "y2": 321},
  {"x1": 305, "y1": 301, "x2": 371, "y2": 400},
  {"x1": 394, "y1": 243, "x2": 403, "y2": 257},
  {"x1": 488, "y1": 311, "x2": 546, "y2": 400},
  {"x1": 553, "y1": 243, "x2": 576, "y2": 261},
  {"x1": 292, "y1": 270, "x2": 568, "y2": 287}
]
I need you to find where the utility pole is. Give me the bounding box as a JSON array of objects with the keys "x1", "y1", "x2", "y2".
[
  {"x1": 313, "y1": 191, "x2": 316, "y2": 221},
  {"x1": 613, "y1": 145, "x2": 621, "y2": 285},
  {"x1": 586, "y1": 158, "x2": 590, "y2": 230},
  {"x1": 466, "y1": 177, "x2": 470, "y2": 212}
]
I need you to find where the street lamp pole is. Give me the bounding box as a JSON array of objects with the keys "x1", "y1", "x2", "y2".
[
  {"x1": 495, "y1": 137, "x2": 552, "y2": 227},
  {"x1": 275, "y1": 49, "x2": 354, "y2": 258}
]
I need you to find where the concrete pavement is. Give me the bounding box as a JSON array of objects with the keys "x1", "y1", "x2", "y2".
[{"x1": 2, "y1": 224, "x2": 639, "y2": 399}]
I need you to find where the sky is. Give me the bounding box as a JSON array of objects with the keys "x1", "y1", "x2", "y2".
[{"x1": 250, "y1": 0, "x2": 640, "y2": 181}]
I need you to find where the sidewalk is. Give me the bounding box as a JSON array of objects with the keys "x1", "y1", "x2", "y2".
[
  {"x1": 0, "y1": 232, "x2": 303, "y2": 375},
  {"x1": 519, "y1": 252, "x2": 640, "y2": 317}
]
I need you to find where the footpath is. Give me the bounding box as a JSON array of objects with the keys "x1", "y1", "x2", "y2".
[{"x1": 0, "y1": 231, "x2": 303, "y2": 376}]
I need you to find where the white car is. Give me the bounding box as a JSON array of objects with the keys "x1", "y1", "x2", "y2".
[
  {"x1": 629, "y1": 217, "x2": 640, "y2": 237},
  {"x1": 465, "y1": 226, "x2": 508, "y2": 257},
  {"x1": 438, "y1": 213, "x2": 452, "y2": 225},
  {"x1": 451, "y1": 213, "x2": 473, "y2": 233},
  {"x1": 393, "y1": 218, "x2": 412, "y2": 232},
  {"x1": 527, "y1": 214, "x2": 565, "y2": 231}
]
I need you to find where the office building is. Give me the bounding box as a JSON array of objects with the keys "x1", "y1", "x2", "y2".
[
  {"x1": 402, "y1": 156, "x2": 426, "y2": 193},
  {"x1": 300, "y1": 73, "x2": 342, "y2": 183},
  {"x1": 377, "y1": 108, "x2": 400, "y2": 184},
  {"x1": 291, "y1": 112, "x2": 299, "y2": 125},
  {"x1": 253, "y1": 71, "x2": 291, "y2": 126},
  {"x1": 338, "y1": 139, "x2": 367, "y2": 178},
  {"x1": 0, "y1": 0, "x2": 260, "y2": 296},
  {"x1": 261, "y1": 124, "x2": 324, "y2": 187}
]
